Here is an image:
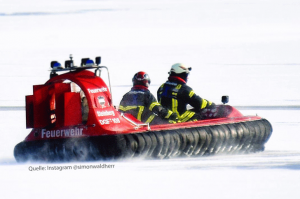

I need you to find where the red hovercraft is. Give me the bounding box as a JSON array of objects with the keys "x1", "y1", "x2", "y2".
[{"x1": 14, "y1": 56, "x2": 272, "y2": 162}]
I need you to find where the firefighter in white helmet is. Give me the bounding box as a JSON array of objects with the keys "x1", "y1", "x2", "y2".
[{"x1": 157, "y1": 63, "x2": 215, "y2": 122}]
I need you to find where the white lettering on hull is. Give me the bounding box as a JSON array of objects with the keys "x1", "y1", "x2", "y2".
[
  {"x1": 88, "y1": 88, "x2": 107, "y2": 93},
  {"x1": 97, "y1": 110, "x2": 115, "y2": 117},
  {"x1": 99, "y1": 118, "x2": 120, "y2": 125},
  {"x1": 41, "y1": 127, "x2": 83, "y2": 138}
]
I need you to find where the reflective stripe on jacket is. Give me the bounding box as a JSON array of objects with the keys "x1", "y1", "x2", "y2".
[{"x1": 119, "y1": 85, "x2": 175, "y2": 124}]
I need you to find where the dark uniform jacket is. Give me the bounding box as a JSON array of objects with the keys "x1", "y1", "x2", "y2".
[
  {"x1": 157, "y1": 76, "x2": 214, "y2": 122},
  {"x1": 119, "y1": 85, "x2": 176, "y2": 124}
]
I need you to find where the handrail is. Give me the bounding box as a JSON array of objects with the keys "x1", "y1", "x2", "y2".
[
  {"x1": 49, "y1": 65, "x2": 114, "y2": 106},
  {"x1": 95, "y1": 66, "x2": 113, "y2": 106},
  {"x1": 120, "y1": 113, "x2": 151, "y2": 130}
]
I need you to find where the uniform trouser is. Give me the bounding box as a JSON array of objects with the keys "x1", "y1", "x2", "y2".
[{"x1": 150, "y1": 116, "x2": 172, "y2": 125}]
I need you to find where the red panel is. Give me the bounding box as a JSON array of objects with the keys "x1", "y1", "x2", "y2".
[
  {"x1": 33, "y1": 85, "x2": 51, "y2": 128},
  {"x1": 64, "y1": 92, "x2": 82, "y2": 126},
  {"x1": 227, "y1": 106, "x2": 243, "y2": 118},
  {"x1": 53, "y1": 83, "x2": 71, "y2": 127},
  {"x1": 25, "y1": 95, "x2": 34, "y2": 128}
]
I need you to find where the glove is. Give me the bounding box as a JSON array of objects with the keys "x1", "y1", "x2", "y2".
[
  {"x1": 207, "y1": 102, "x2": 216, "y2": 109},
  {"x1": 168, "y1": 113, "x2": 178, "y2": 123}
]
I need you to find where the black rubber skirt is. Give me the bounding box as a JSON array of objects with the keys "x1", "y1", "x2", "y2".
[{"x1": 14, "y1": 118, "x2": 272, "y2": 162}]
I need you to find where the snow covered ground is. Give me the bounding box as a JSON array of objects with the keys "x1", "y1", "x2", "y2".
[{"x1": 0, "y1": 0, "x2": 300, "y2": 198}]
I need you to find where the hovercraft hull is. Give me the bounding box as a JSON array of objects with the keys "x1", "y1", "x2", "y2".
[{"x1": 14, "y1": 118, "x2": 272, "y2": 162}]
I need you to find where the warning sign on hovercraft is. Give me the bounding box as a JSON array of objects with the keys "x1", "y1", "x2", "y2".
[{"x1": 41, "y1": 127, "x2": 83, "y2": 138}]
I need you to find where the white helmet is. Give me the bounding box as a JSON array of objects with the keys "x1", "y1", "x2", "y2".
[{"x1": 169, "y1": 63, "x2": 192, "y2": 74}]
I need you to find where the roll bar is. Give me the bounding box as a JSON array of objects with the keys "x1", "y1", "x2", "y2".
[{"x1": 49, "y1": 55, "x2": 114, "y2": 105}]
